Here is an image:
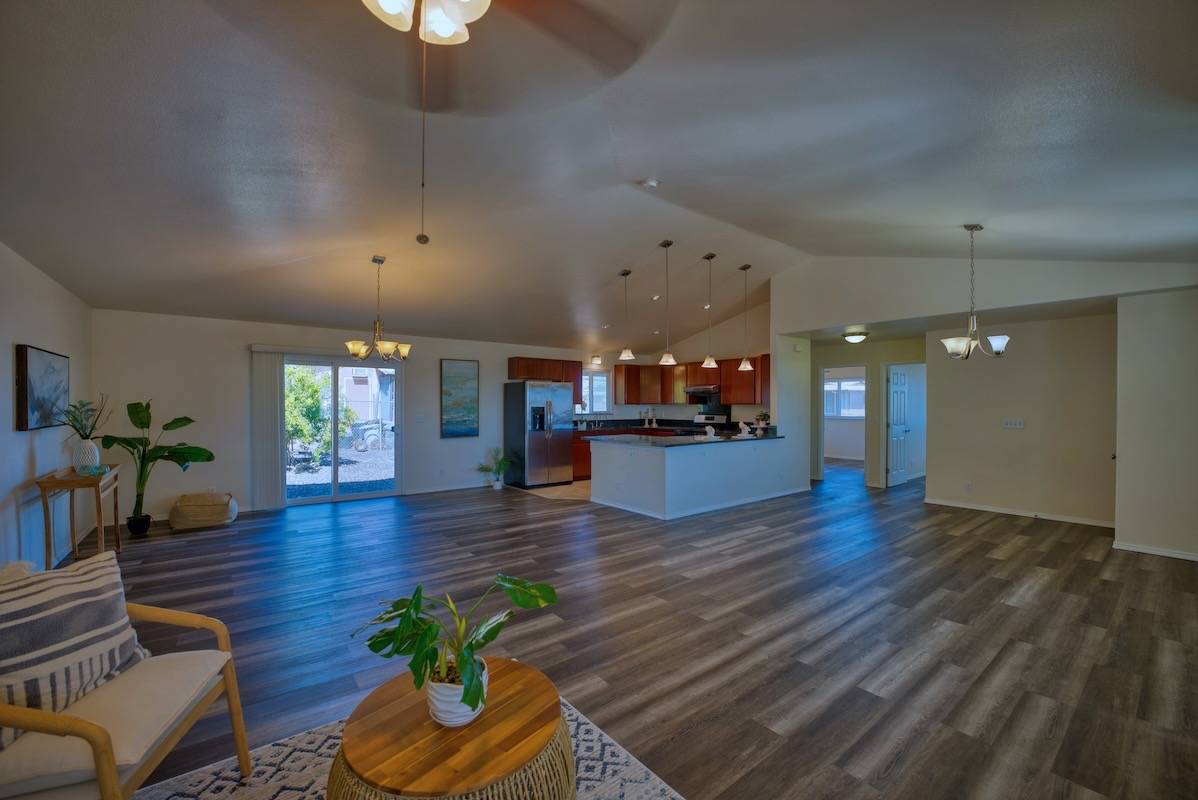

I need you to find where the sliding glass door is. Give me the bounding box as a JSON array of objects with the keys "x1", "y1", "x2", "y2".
[{"x1": 284, "y1": 357, "x2": 398, "y2": 503}]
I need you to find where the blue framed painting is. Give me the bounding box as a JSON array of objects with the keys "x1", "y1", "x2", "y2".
[
  {"x1": 440, "y1": 359, "x2": 479, "y2": 438},
  {"x1": 16, "y1": 344, "x2": 69, "y2": 431}
]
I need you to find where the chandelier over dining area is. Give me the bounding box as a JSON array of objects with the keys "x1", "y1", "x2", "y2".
[
  {"x1": 345, "y1": 256, "x2": 412, "y2": 361},
  {"x1": 940, "y1": 224, "x2": 1010, "y2": 360}
]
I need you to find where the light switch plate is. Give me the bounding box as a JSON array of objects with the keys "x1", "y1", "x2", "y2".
[{"x1": 1002, "y1": 418, "x2": 1025, "y2": 430}]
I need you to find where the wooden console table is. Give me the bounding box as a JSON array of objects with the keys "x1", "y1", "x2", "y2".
[{"x1": 34, "y1": 464, "x2": 121, "y2": 570}]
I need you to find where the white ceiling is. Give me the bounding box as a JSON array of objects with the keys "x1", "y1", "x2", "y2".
[{"x1": 2, "y1": 1, "x2": 1195, "y2": 351}]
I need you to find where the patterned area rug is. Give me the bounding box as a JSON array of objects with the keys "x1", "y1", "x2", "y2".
[{"x1": 137, "y1": 700, "x2": 681, "y2": 800}]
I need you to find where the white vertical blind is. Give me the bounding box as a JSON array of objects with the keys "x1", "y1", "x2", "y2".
[{"x1": 250, "y1": 350, "x2": 285, "y2": 510}]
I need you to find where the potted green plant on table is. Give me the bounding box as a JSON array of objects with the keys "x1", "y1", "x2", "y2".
[
  {"x1": 101, "y1": 400, "x2": 215, "y2": 538},
  {"x1": 58, "y1": 395, "x2": 112, "y2": 471},
  {"x1": 356, "y1": 574, "x2": 558, "y2": 727},
  {"x1": 755, "y1": 410, "x2": 771, "y2": 435},
  {"x1": 476, "y1": 447, "x2": 513, "y2": 490}
]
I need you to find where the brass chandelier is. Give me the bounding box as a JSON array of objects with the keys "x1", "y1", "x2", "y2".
[{"x1": 345, "y1": 256, "x2": 412, "y2": 361}]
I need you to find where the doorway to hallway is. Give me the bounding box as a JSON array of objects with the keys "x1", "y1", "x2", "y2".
[{"x1": 822, "y1": 366, "x2": 866, "y2": 480}]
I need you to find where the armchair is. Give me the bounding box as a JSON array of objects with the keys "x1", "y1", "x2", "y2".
[{"x1": 0, "y1": 604, "x2": 250, "y2": 800}]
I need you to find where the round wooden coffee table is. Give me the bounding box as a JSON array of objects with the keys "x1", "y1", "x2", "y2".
[{"x1": 328, "y1": 658, "x2": 575, "y2": 800}]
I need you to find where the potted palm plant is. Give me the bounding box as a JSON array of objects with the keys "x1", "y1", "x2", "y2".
[
  {"x1": 356, "y1": 574, "x2": 557, "y2": 726},
  {"x1": 101, "y1": 400, "x2": 214, "y2": 537},
  {"x1": 476, "y1": 447, "x2": 512, "y2": 490},
  {"x1": 58, "y1": 395, "x2": 112, "y2": 470}
]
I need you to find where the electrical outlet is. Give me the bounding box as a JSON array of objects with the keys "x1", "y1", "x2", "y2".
[
  {"x1": 964, "y1": 480, "x2": 973, "y2": 494},
  {"x1": 1002, "y1": 418, "x2": 1025, "y2": 430}
]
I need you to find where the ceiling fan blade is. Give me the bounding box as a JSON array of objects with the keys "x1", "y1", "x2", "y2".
[
  {"x1": 410, "y1": 40, "x2": 458, "y2": 112},
  {"x1": 499, "y1": 0, "x2": 641, "y2": 74}
]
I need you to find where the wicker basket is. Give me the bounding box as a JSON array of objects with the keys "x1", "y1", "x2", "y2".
[{"x1": 168, "y1": 491, "x2": 238, "y2": 530}]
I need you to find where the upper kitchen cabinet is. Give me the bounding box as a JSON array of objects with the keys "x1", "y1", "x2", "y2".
[
  {"x1": 661, "y1": 364, "x2": 687, "y2": 404},
  {"x1": 562, "y1": 360, "x2": 583, "y2": 405},
  {"x1": 686, "y1": 361, "x2": 716, "y2": 388},
  {"x1": 613, "y1": 364, "x2": 640, "y2": 404},
  {"x1": 638, "y1": 364, "x2": 662, "y2": 404},
  {"x1": 507, "y1": 357, "x2": 575, "y2": 385},
  {"x1": 719, "y1": 358, "x2": 759, "y2": 405}
]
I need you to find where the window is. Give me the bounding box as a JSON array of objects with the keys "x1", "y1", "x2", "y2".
[
  {"x1": 576, "y1": 371, "x2": 610, "y2": 414},
  {"x1": 824, "y1": 378, "x2": 865, "y2": 418}
]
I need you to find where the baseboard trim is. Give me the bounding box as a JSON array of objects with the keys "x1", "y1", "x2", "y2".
[
  {"x1": 1111, "y1": 541, "x2": 1198, "y2": 562},
  {"x1": 922, "y1": 497, "x2": 1114, "y2": 529},
  {"x1": 593, "y1": 486, "x2": 809, "y2": 521}
]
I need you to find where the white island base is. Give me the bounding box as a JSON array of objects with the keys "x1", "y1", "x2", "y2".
[{"x1": 588, "y1": 434, "x2": 805, "y2": 520}]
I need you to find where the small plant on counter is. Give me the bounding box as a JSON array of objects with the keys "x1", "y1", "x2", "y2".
[
  {"x1": 476, "y1": 447, "x2": 513, "y2": 489},
  {"x1": 101, "y1": 400, "x2": 214, "y2": 537},
  {"x1": 355, "y1": 574, "x2": 558, "y2": 726},
  {"x1": 755, "y1": 410, "x2": 771, "y2": 425}
]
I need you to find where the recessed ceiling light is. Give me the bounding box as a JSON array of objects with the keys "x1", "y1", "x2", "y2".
[
  {"x1": 601, "y1": 323, "x2": 610, "y2": 329},
  {"x1": 843, "y1": 332, "x2": 869, "y2": 344},
  {"x1": 703, "y1": 303, "x2": 711, "y2": 310},
  {"x1": 652, "y1": 330, "x2": 660, "y2": 335},
  {"x1": 651, "y1": 294, "x2": 661, "y2": 301},
  {"x1": 638, "y1": 178, "x2": 660, "y2": 189}
]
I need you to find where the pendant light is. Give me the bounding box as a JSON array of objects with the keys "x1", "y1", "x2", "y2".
[
  {"x1": 361, "y1": 0, "x2": 491, "y2": 45},
  {"x1": 737, "y1": 264, "x2": 754, "y2": 371},
  {"x1": 701, "y1": 252, "x2": 718, "y2": 369},
  {"x1": 940, "y1": 224, "x2": 1010, "y2": 359},
  {"x1": 617, "y1": 269, "x2": 635, "y2": 361},
  {"x1": 345, "y1": 256, "x2": 412, "y2": 361},
  {"x1": 658, "y1": 240, "x2": 677, "y2": 366}
]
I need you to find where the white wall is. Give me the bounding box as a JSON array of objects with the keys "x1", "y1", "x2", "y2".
[
  {"x1": 1115, "y1": 289, "x2": 1198, "y2": 559},
  {"x1": 1, "y1": 242, "x2": 94, "y2": 565},
  {"x1": 822, "y1": 366, "x2": 865, "y2": 460},
  {"x1": 925, "y1": 314, "x2": 1117, "y2": 526},
  {"x1": 90, "y1": 310, "x2": 582, "y2": 518}
]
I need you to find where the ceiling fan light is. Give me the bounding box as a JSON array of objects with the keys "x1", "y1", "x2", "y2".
[
  {"x1": 363, "y1": 0, "x2": 414, "y2": 31},
  {"x1": 987, "y1": 334, "x2": 1010, "y2": 356},
  {"x1": 702, "y1": 355, "x2": 718, "y2": 369},
  {"x1": 659, "y1": 351, "x2": 677, "y2": 367},
  {"x1": 618, "y1": 348, "x2": 635, "y2": 361},
  {"x1": 738, "y1": 357, "x2": 754, "y2": 372},
  {"x1": 843, "y1": 332, "x2": 869, "y2": 344},
  {"x1": 941, "y1": 336, "x2": 971, "y2": 359}
]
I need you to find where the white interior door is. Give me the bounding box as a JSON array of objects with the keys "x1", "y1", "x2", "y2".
[{"x1": 887, "y1": 366, "x2": 910, "y2": 486}]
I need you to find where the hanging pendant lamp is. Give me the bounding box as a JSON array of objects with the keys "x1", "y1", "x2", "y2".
[
  {"x1": 617, "y1": 269, "x2": 635, "y2": 361},
  {"x1": 658, "y1": 240, "x2": 677, "y2": 366},
  {"x1": 345, "y1": 256, "x2": 412, "y2": 361},
  {"x1": 701, "y1": 253, "x2": 718, "y2": 369},
  {"x1": 737, "y1": 264, "x2": 754, "y2": 371},
  {"x1": 940, "y1": 224, "x2": 1010, "y2": 359}
]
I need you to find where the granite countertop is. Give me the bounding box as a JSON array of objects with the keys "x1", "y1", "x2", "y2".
[{"x1": 586, "y1": 433, "x2": 786, "y2": 448}]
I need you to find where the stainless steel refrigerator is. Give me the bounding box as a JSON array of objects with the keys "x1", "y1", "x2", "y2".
[{"x1": 503, "y1": 381, "x2": 574, "y2": 487}]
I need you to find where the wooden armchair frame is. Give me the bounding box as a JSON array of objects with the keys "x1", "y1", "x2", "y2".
[{"x1": 0, "y1": 604, "x2": 251, "y2": 800}]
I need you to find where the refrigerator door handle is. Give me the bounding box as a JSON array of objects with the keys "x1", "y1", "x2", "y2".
[{"x1": 545, "y1": 399, "x2": 553, "y2": 439}]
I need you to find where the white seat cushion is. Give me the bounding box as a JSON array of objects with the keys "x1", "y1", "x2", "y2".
[{"x1": 0, "y1": 650, "x2": 228, "y2": 799}]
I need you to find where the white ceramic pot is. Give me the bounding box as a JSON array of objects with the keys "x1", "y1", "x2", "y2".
[
  {"x1": 72, "y1": 439, "x2": 101, "y2": 470},
  {"x1": 426, "y1": 658, "x2": 489, "y2": 727},
  {"x1": 492, "y1": 478, "x2": 503, "y2": 491}
]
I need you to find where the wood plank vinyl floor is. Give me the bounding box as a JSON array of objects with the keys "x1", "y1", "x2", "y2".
[{"x1": 85, "y1": 463, "x2": 1197, "y2": 799}]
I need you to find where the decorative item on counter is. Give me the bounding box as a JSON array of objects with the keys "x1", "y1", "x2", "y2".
[
  {"x1": 169, "y1": 491, "x2": 238, "y2": 530},
  {"x1": 704, "y1": 425, "x2": 717, "y2": 439},
  {"x1": 736, "y1": 421, "x2": 754, "y2": 438},
  {"x1": 755, "y1": 410, "x2": 771, "y2": 436},
  {"x1": 355, "y1": 574, "x2": 558, "y2": 727},
  {"x1": 476, "y1": 447, "x2": 512, "y2": 490},
  {"x1": 101, "y1": 400, "x2": 214, "y2": 538},
  {"x1": 58, "y1": 395, "x2": 112, "y2": 470}
]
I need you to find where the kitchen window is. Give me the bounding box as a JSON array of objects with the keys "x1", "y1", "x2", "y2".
[
  {"x1": 824, "y1": 378, "x2": 865, "y2": 418},
  {"x1": 577, "y1": 370, "x2": 610, "y2": 414}
]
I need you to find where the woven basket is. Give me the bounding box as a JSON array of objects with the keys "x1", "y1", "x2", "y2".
[{"x1": 168, "y1": 492, "x2": 238, "y2": 530}]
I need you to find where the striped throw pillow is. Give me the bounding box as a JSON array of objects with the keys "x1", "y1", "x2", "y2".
[{"x1": 0, "y1": 551, "x2": 148, "y2": 750}]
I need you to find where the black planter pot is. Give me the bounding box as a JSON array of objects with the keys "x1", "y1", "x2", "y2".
[{"x1": 126, "y1": 514, "x2": 152, "y2": 538}]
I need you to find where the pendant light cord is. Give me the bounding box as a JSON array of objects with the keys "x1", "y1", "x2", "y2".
[
  {"x1": 664, "y1": 246, "x2": 670, "y2": 351},
  {"x1": 419, "y1": 33, "x2": 428, "y2": 241},
  {"x1": 743, "y1": 267, "x2": 749, "y2": 351},
  {"x1": 375, "y1": 261, "x2": 383, "y2": 335},
  {"x1": 707, "y1": 257, "x2": 713, "y2": 350},
  {"x1": 969, "y1": 226, "x2": 976, "y2": 315}
]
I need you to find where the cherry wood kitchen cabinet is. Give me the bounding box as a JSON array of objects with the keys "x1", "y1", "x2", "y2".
[
  {"x1": 719, "y1": 357, "x2": 759, "y2": 405},
  {"x1": 661, "y1": 365, "x2": 687, "y2": 404},
  {"x1": 613, "y1": 364, "x2": 640, "y2": 404},
  {"x1": 562, "y1": 360, "x2": 583, "y2": 405},
  {"x1": 686, "y1": 361, "x2": 715, "y2": 388},
  {"x1": 638, "y1": 365, "x2": 662, "y2": 405},
  {"x1": 572, "y1": 433, "x2": 591, "y2": 480},
  {"x1": 757, "y1": 353, "x2": 770, "y2": 407}
]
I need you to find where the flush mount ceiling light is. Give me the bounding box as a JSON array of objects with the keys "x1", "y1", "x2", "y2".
[
  {"x1": 345, "y1": 256, "x2": 412, "y2": 361},
  {"x1": 940, "y1": 224, "x2": 1010, "y2": 360},
  {"x1": 701, "y1": 252, "x2": 718, "y2": 369},
  {"x1": 638, "y1": 178, "x2": 661, "y2": 189},
  {"x1": 843, "y1": 332, "x2": 869, "y2": 344},
  {"x1": 617, "y1": 269, "x2": 635, "y2": 361},
  {"x1": 361, "y1": 0, "x2": 491, "y2": 45},
  {"x1": 737, "y1": 264, "x2": 754, "y2": 371},
  {"x1": 590, "y1": 354, "x2": 602, "y2": 367},
  {"x1": 658, "y1": 240, "x2": 677, "y2": 366}
]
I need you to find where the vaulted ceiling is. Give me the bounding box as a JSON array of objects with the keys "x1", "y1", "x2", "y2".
[{"x1": 2, "y1": 0, "x2": 1195, "y2": 351}]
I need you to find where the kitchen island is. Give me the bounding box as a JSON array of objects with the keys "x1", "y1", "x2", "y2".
[{"x1": 588, "y1": 433, "x2": 804, "y2": 519}]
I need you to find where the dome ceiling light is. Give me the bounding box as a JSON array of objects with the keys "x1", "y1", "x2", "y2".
[
  {"x1": 940, "y1": 224, "x2": 1011, "y2": 360},
  {"x1": 844, "y1": 332, "x2": 869, "y2": 344}
]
